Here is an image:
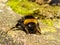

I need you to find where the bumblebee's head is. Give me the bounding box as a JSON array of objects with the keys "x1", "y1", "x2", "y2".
[
  {"x1": 27, "y1": 22, "x2": 36, "y2": 29},
  {"x1": 23, "y1": 15, "x2": 40, "y2": 34},
  {"x1": 26, "y1": 22, "x2": 37, "y2": 33}
]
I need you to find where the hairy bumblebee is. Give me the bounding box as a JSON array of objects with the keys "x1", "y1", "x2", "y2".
[{"x1": 11, "y1": 15, "x2": 41, "y2": 34}]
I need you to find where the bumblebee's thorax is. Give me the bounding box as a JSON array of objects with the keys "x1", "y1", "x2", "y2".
[{"x1": 24, "y1": 18, "x2": 38, "y2": 25}]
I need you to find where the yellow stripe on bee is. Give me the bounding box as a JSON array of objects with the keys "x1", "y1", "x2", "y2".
[{"x1": 24, "y1": 19, "x2": 37, "y2": 24}]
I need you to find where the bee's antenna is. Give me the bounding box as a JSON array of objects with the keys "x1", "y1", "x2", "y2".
[
  {"x1": 6, "y1": 27, "x2": 16, "y2": 34},
  {"x1": 10, "y1": 27, "x2": 16, "y2": 29}
]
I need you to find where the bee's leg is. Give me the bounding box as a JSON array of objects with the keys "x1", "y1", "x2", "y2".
[
  {"x1": 15, "y1": 23, "x2": 20, "y2": 28},
  {"x1": 36, "y1": 23, "x2": 41, "y2": 34},
  {"x1": 36, "y1": 26, "x2": 41, "y2": 35},
  {"x1": 10, "y1": 27, "x2": 16, "y2": 29},
  {"x1": 10, "y1": 23, "x2": 20, "y2": 30},
  {"x1": 16, "y1": 23, "x2": 29, "y2": 34},
  {"x1": 25, "y1": 27, "x2": 29, "y2": 34}
]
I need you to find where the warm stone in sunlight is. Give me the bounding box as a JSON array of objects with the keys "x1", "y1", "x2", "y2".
[
  {"x1": 0, "y1": 0, "x2": 60, "y2": 45},
  {"x1": 0, "y1": 0, "x2": 7, "y2": 3},
  {"x1": 36, "y1": 0, "x2": 51, "y2": 4}
]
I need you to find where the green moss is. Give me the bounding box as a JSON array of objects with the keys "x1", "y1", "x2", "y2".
[
  {"x1": 7, "y1": 0, "x2": 60, "y2": 15},
  {"x1": 7, "y1": 0, "x2": 39, "y2": 15},
  {"x1": 41, "y1": 19, "x2": 54, "y2": 26}
]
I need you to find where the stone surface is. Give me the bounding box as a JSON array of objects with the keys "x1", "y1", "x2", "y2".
[
  {"x1": 0, "y1": 0, "x2": 8, "y2": 3},
  {"x1": 0, "y1": 0, "x2": 60, "y2": 45}
]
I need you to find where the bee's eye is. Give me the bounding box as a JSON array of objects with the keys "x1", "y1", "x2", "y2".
[
  {"x1": 28, "y1": 24, "x2": 31, "y2": 27},
  {"x1": 27, "y1": 22, "x2": 36, "y2": 28}
]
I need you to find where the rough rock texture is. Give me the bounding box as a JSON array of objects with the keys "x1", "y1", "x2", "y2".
[
  {"x1": 0, "y1": 0, "x2": 60, "y2": 45},
  {"x1": 29, "y1": 0, "x2": 51, "y2": 4},
  {"x1": 36, "y1": 0, "x2": 51, "y2": 4}
]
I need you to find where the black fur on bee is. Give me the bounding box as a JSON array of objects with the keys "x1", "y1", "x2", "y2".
[{"x1": 11, "y1": 15, "x2": 41, "y2": 34}]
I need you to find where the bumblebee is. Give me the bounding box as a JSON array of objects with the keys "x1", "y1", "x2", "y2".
[{"x1": 11, "y1": 15, "x2": 41, "y2": 34}]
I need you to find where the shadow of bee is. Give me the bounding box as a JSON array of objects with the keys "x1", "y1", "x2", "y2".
[{"x1": 11, "y1": 15, "x2": 41, "y2": 34}]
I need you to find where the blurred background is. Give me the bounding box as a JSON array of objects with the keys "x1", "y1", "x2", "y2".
[{"x1": 0, "y1": 0, "x2": 60, "y2": 45}]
